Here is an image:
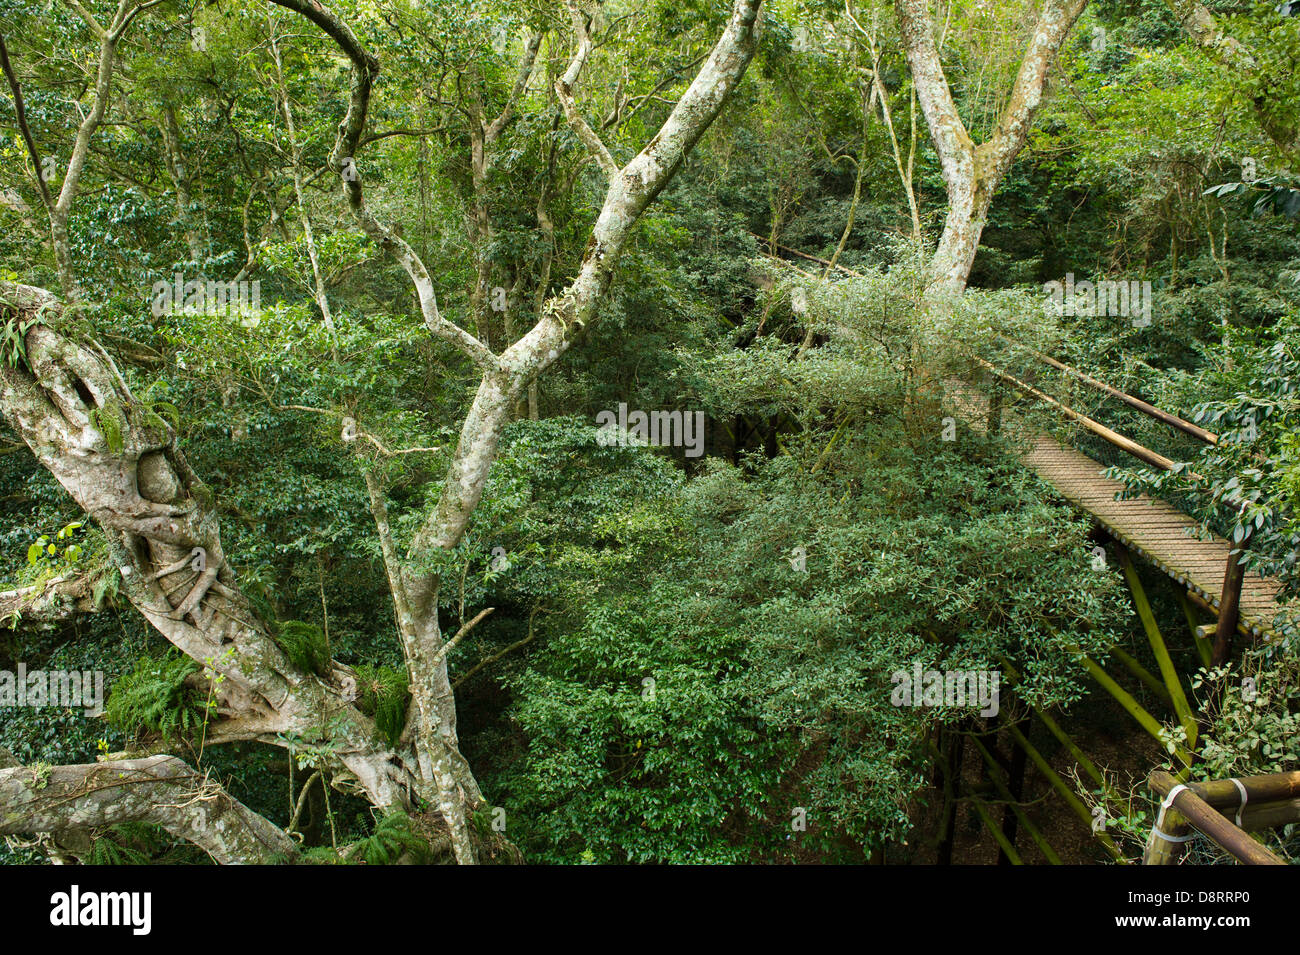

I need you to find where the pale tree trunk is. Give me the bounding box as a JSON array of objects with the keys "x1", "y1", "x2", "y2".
[
  {"x1": 0, "y1": 1, "x2": 164, "y2": 301},
  {"x1": 0, "y1": 284, "x2": 418, "y2": 815},
  {"x1": 895, "y1": 0, "x2": 1087, "y2": 297},
  {"x1": 266, "y1": 0, "x2": 765, "y2": 864},
  {"x1": 466, "y1": 34, "x2": 543, "y2": 349},
  {"x1": 269, "y1": 23, "x2": 337, "y2": 347},
  {"x1": 159, "y1": 106, "x2": 207, "y2": 270},
  {"x1": 0, "y1": 752, "x2": 298, "y2": 864},
  {"x1": 845, "y1": 1, "x2": 922, "y2": 241}
]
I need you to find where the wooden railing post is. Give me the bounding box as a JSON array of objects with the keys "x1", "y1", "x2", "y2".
[{"x1": 1211, "y1": 545, "x2": 1248, "y2": 666}]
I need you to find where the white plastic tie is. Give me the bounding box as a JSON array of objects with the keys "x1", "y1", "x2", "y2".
[
  {"x1": 1230, "y1": 778, "x2": 1248, "y2": 828},
  {"x1": 1151, "y1": 784, "x2": 1195, "y2": 843}
]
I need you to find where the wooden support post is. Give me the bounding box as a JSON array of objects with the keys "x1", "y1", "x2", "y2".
[
  {"x1": 1211, "y1": 547, "x2": 1248, "y2": 666},
  {"x1": 973, "y1": 719, "x2": 1011, "y2": 864},
  {"x1": 998, "y1": 714, "x2": 1030, "y2": 864},
  {"x1": 937, "y1": 727, "x2": 965, "y2": 866},
  {"x1": 1078, "y1": 654, "x2": 1194, "y2": 766},
  {"x1": 969, "y1": 796, "x2": 1023, "y2": 865},
  {"x1": 1005, "y1": 722, "x2": 1124, "y2": 860},
  {"x1": 971, "y1": 733, "x2": 1063, "y2": 864},
  {"x1": 1109, "y1": 645, "x2": 1174, "y2": 707},
  {"x1": 997, "y1": 654, "x2": 1106, "y2": 787},
  {"x1": 1144, "y1": 799, "x2": 1193, "y2": 865}
]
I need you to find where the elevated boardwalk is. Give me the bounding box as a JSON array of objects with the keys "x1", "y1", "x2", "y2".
[{"x1": 1023, "y1": 433, "x2": 1286, "y2": 641}]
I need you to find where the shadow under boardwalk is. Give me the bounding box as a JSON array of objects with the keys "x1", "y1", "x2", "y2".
[{"x1": 1023, "y1": 434, "x2": 1286, "y2": 642}]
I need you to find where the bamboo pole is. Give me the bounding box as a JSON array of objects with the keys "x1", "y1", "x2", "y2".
[
  {"x1": 1184, "y1": 771, "x2": 1300, "y2": 808},
  {"x1": 1109, "y1": 645, "x2": 1174, "y2": 707},
  {"x1": 1228, "y1": 797, "x2": 1300, "y2": 831},
  {"x1": 1183, "y1": 587, "x2": 1254, "y2": 641},
  {"x1": 1115, "y1": 546, "x2": 1198, "y2": 746},
  {"x1": 1175, "y1": 588, "x2": 1213, "y2": 667},
  {"x1": 971, "y1": 735, "x2": 1063, "y2": 864},
  {"x1": 1077, "y1": 654, "x2": 1194, "y2": 766},
  {"x1": 1005, "y1": 722, "x2": 1124, "y2": 861},
  {"x1": 975, "y1": 359, "x2": 1186, "y2": 473},
  {"x1": 1149, "y1": 771, "x2": 1286, "y2": 865},
  {"x1": 997, "y1": 656, "x2": 1105, "y2": 787},
  {"x1": 1026, "y1": 349, "x2": 1218, "y2": 445},
  {"x1": 969, "y1": 795, "x2": 1024, "y2": 865}
]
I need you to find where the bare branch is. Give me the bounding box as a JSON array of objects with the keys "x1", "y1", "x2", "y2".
[
  {"x1": 267, "y1": 0, "x2": 499, "y2": 372},
  {"x1": 556, "y1": 3, "x2": 620, "y2": 179},
  {"x1": 984, "y1": 0, "x2": 1088, "y2": 181},
  {"x1": 485, "y1": 31, "x2": 543, "y2": 144},
  {"x1": 0, "y1": 33, "x2": 52, "y2": 209},
  {"x1": 893, "y1": 0, "x2": 975, "y2": 187}
]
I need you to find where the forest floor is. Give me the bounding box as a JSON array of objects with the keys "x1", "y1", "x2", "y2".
[{"x1": 904, "y1": 688, "x2": 1166, "y2": 865}]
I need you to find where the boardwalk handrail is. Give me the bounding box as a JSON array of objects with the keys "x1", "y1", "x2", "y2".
[
  {"x1": 1147, "y1": 770, "x2": 1294, "y2": 865},
  {"x1": 975, "y1": 357, "x2": 1193, "y2": 475},
  {"x1": 1021, "y1": 347, "x2": 1218, "y2": 446}
]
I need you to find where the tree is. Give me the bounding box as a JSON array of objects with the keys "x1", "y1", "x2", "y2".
[
  {"x1": 0, "y1": 0, "x2": 765, "y2": 864},
  {"x1": 894, "y1": 0, "x2": 1088, "y2": 296}
]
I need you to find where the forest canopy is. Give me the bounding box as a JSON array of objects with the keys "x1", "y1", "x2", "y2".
[{"x1": 0, "y1": 0, "x2": 1297, "y2": 872}]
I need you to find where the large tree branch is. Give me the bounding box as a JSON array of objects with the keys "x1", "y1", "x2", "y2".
[
  {"x1": 0, "y1": 283, "x2": 419, "y2": 810},
  {"x1": 0, "y1": 33, "x2": 52, "y2": 210},
  {"x1": 409, "y1": 0, "x2": 765, "y2": 564},
  {"x1": 266, "y1": 0, "x2": 498, "y2": 372},
  {"x1": 485, "y1": 31, "x2": 544, "y2": 144},
  {"x1": 556, "y1": 3, "x2": 620, "y2": 180},
  {"x1": 984, "y1": 0, "x2": 1088, "y2": 182},
  {"x1": 896, "y1": 0, "x2": 1086, "y2": 294},
  {"x1": 893, "y1": 0, "x2": 975, "y2": 190},
  {"x1": 0, "y1": 573, "x2": 106, "y2": 628},
  {"x1": 0, "y1": 754, "x2": 297, "y2": 864}
]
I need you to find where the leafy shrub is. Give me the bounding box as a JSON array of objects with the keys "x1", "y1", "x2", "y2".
[
  {"x1": 274, "y1": 620, "x2": 332, "y2": 676},
  {"x1": 353, "y1": 664, "x2": 409, "y2": 747},
  {"x1": 104, "y1": 651, "x2": 204, "y2": 741}
]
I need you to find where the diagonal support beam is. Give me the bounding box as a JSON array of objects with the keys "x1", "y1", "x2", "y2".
[{"x1": 1115, "y1": 544, "x2": 1198, "y2": 747}]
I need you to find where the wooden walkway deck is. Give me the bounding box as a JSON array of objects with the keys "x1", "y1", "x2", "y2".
[{"x1": 1023, "y1": 434, "x2": 1287, "y2": 641}]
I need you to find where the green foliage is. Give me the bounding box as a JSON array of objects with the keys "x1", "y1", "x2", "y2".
[
  {"x1": 274, "y1": 620, "x2": 332, "y2": 676},
  {"x1": 495, "y1": 416, "x2": 1125, "y2": 862},
  {"x1": 24, "y1": 521, "x2": 85, "y2": 570},
  {"x1": 84, "y1": 822, "x2": 205, "y2": 865},
  {"x1": 0, "y1": 301, "x2": 42, "y2": 372},
  {"x1": 104, "y1": 652, "x2": 205, "y2": 741},
  {"x1": 353, "y1": 664, "x2": 409, "y2": 747},
  {"x1": 304, "y1": 811, "x2": 431, "y2": 865},
  {"x1": 4, "y1": 0, "x2": 1300, "y2": 868},
  {"x1": 88, "y1": 402, "x2": 127, "y2": 455}
]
